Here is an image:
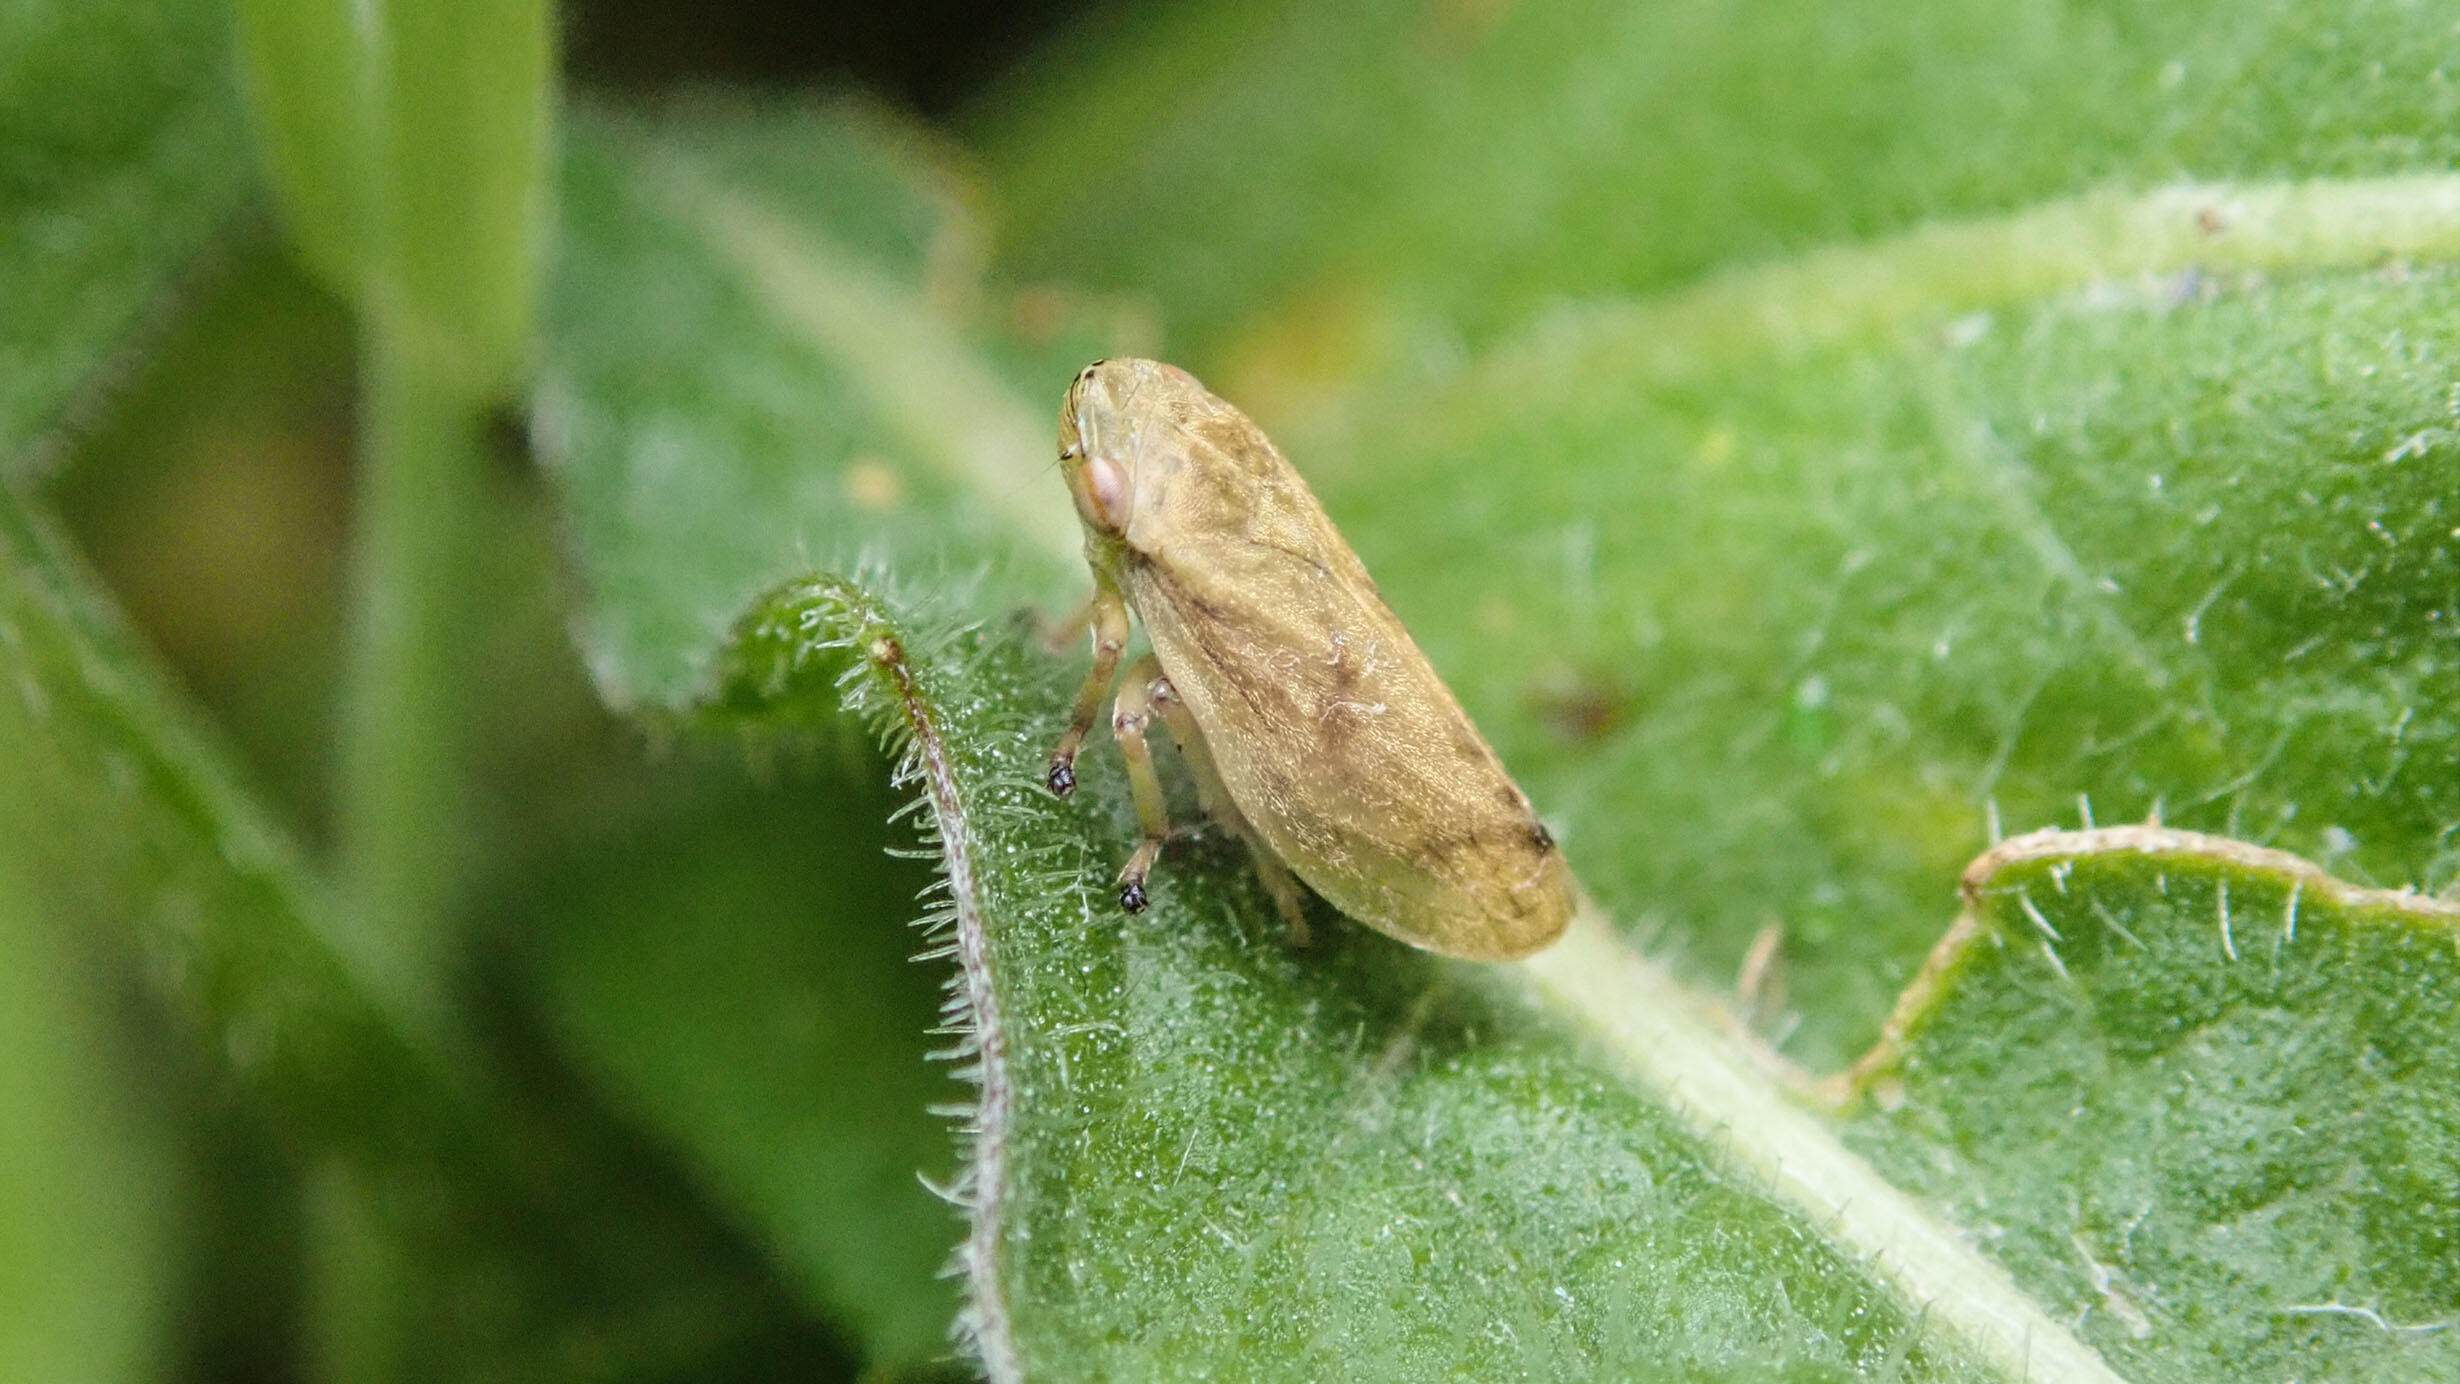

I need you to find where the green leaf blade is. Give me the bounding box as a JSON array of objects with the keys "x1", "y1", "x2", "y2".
[
  {"x1": 1848, "y1": 829, "x2": 2460, "y2": 1381},
  {"x1": 547, "y1": 20, "x2": 2460, "y2": 1375},
  {"x1": 530, "y1": 758, "x2": 969, "y2": 1367},
  {"x1": 975, "y1": 0, "x2": 2460, "y2": 362},
  {"x1": 543, "y1": 101, "x2": 1077, "y2": 713},
  {"x1": 729, "y1": 577, "x2": 2038, "y2": 1382},
  {"x1": 0, "y1": 0, "x2": 253, "y2": 471},
  {"x1": 1317, "y1": 221, "x2": 2460, "y2": 1067}
]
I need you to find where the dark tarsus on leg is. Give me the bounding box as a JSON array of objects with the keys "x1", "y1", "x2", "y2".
[
  {"x1": 1110, "y1": 654, "x2": 1175, "y2": 911},
  {"x1": 1047, "y1": 578, "x2": 1130, "y2": 798}
]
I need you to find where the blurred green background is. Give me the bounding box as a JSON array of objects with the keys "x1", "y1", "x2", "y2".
[{"x1": 17, "y1": 4, "x2": 1087, "y2": 1382}]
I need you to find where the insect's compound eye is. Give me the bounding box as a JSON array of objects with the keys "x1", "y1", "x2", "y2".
[{"x1": 1076, "y1": 452, "x2": 1130, "y2": 532}]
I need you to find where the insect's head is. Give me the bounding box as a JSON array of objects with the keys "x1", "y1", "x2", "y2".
[
  {"x1": 1058, "y1": 358, "x2": 1134, "y2": 538},
  {"x1": 1057, "y1": 357, "x2": 1203, "y2": 541}
]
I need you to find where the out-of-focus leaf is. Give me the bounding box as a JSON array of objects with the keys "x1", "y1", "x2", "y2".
[
  {"x1": 531, "y1": 757, "x2": 968, "y2": 1367},
  {"x1": 975, "y1": 0, "x2": 2460, "y2": 361},
  {"x1": 39, "y1": 245, "x2": 355, "y2": 835},
  {"x1": 231, "y1": 0, "x2": 367, "y2": 295},
  {"x1": 236, "y1": 0, "x2": 552, "y2": 393},
  {"x1": 0, "y1": 0, "x2": 253, "y2": 471},
  {"x1": 233, "y1": 0, "x2": 559, "y2": 1039},
  {"x1": 541, "y1": 98, "x2": 1080, "y2": 713},
  {"x1": 0, "y1": 474, "x2": 471, "y2": 1376},
  {"x1": 1848, "y1": 828, "x2": 2460, "y2": 1381},
  {"x1": 0, "y1": 433, "x2": 448, "y2": 1184},
  {"x1": 1, "y1": 474, "x2": 864, "y2": 1383},
  {"x1": 370, "y1": 0, "x2": 553, "y2": 393}
]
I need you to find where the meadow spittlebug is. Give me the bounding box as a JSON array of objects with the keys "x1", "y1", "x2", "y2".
[{"x1": 1044, "y1": 359, "x2": 1573, "y2": 962}]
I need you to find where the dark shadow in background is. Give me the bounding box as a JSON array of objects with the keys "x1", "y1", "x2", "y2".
[{"x1": 566, "y1": 0, "x2": 1098, "y2": 114}]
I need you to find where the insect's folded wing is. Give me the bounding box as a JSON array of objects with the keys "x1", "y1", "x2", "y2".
[{"x1": 1132, "y1": 555, "x2": 1572, "y2": 960}]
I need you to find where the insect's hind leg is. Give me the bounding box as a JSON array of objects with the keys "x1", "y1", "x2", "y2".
[
  {"x1": 1108, "y1": 654, "x2": 1176, "y2": 912},
  {"x1": 1047, "y1": 577, "x2": 1129, "y2": 797},
  {"x1": 1142, "y1": 667, "x2": 1313, "y2": 948},
  {"x1": 1239, "y1": 840, "x2": 1312, "y2": 948}
]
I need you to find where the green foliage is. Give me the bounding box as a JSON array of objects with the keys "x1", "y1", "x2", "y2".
[
  {"x1": 975, "y1": 0, "x2": 2460, "y2": 356},
  {"x1": 1850, "y1": 832, "x2": 2460, "y2": 1381},
  {"x1": 0, "y1": 849, "x2": 177, "y2": 1384},
  {"x1": 8, "y1": 0, "x2": 2460, "y2": 1380},
  {"x1": 0, "y1": 0, "x2": 252, "y2": 471},
  {"x1": 1324, "y1": 256, "x2": 2460, "y2": 1067},
  {"x1": 0, "y1": 5, "x2": 318, "y2": 1369},
  {"x1": 704, "y1": 578, "x2": 1986, "y2": 1381},
  {"x1": 530, "y1": 755, "x2": 967, "y2": 1363},
  {"x1": 544, "y1": 100, "x2": 1075, "y2": 712}
]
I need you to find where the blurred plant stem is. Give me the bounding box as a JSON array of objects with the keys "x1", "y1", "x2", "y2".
[
  {"x1": 333, "y1": 319, "x2": 490, "y2": 1036},
  {"x1": 233, "y1": 1, "x2": 553, "y2": 1375},
  {"x1": 238, "y1": 0, "x2": 554, "y2": 1036}
]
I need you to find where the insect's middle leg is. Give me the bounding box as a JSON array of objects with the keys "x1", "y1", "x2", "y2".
[
  {"x1": 1046, "y1": 576, "x2": 1129, "y2": 797},
  {"x1": 1142, "y1": 669, "x2": 1312, "y2": 947},
  {"x1": 1108, "y1": 653, "x2": 1176, "y2": 913}
]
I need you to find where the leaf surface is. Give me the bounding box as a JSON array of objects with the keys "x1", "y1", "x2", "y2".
[
  {"x1": 975, "y1": 0, "x2": 2460, "y2": 358},
  {"x1": 0, "y1": 0, "x2": 253, "y2": 471},
  {"x1": 1849, "y1": 829, "x2": 2460, "y2": 1381},
  {"x1": 546, "y1": 7, "x2": 2460, "y2": 1378},
  {"x1": 530, "y1": 758, "x2": 970, "y2": 1365},
  {"x1": 713, "y1": 577, "x2": 2003, "y2": 1383}
]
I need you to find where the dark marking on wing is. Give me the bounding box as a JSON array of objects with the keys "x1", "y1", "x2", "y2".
[
  {"x1": 1173, "y1": 584, "x2": 1240, "y2": 627},
  {"x1": 1245, "y1": 530, "x2": 1335, "y2": 579},
  {"x1": 1137, "y1": 565, "x2": 1279, "y2": 720}
]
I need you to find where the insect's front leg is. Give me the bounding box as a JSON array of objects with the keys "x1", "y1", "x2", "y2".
[
  {"x1": 1046, "y1": 576, "x2": 1129, "y2": 797},
  {"x1": 1108, "y1": 653, "x2": 1176, "y2": 913}
]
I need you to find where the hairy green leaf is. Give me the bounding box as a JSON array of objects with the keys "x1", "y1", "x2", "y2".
[
  {"x1": 1302, "y1": 246, "x2": 2460, "y2": 1070},
  {"x1": 539, "y1": 99, "x2": 1090, "y2": 1369},
  {"x1": 546, "y1": 5, "x2": 2460, "y2": 1379},
  {"x1": 973, "y1": 0, "x2": 2460, "y2": 1067},
  {"x1": 714, "y1": 578, "x2": 2006, "y2": 1383},
  {"x1": 973, "y1": 0, "x2": 2460, "y2": 1069},
  {"x1": 1848, "y1": 829, "x2": 2460, "y2": 1381}
]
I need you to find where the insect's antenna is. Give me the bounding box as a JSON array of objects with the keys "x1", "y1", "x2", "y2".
[{"x1": 986, "y1": 443, "x2": 1072, "y2": 512}]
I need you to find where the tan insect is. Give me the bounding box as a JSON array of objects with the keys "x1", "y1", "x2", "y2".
[{"x1": 1044, "y1": 358, "x2": 1573, "y2": 961}]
